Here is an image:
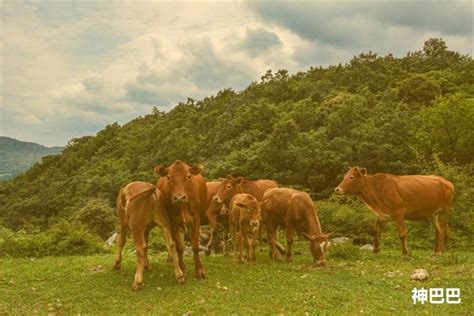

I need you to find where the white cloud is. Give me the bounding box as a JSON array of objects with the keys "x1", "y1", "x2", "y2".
[{"x1": 1, "y1": 1, "x2": 472, "y2": 146}]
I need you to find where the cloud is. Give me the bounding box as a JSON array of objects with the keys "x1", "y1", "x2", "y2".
[
  {"x1": 238, "y1": 27, "x2": 282, "y2": 56},
  {"x1": 1, "y1": 1, "x2": 472, "y2": 146}
]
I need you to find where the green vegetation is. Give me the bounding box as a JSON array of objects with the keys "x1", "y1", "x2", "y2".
[
  {"x1": 1, "y1": 242, "x2": 472, "y2": 314},
  {"x1": 0, "y1": 38, "x2": 472, "y2": 250},
  {"x1": 0, "y1": 136, "x2": 62, "y2": 181}
]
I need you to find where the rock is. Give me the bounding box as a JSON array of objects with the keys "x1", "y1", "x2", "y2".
[
  {"x1": 331, "y1": 237, "x2": 350, "y2": 245},
  {"x1": 410, "y1": 269, "x2": 429, "y2": 281},
  {"x1": 360, "y1": 244, "x2": 374, "y2": 251},
  {"x1": 105, "y1": 233, "x2": 118, "y2": 246}
]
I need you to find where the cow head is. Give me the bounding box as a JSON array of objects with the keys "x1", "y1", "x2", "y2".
[
  {"x1": 235, "y1": 196, "x2": 262, "y2": 231},
  {"x1": 334, "y1": 166, "x2": 367, "y2": 195},
  {"x1": 154, "y1": 160, "x2": 203, "y2": 205},
  {"x1": 213, "y1": 175, "x2": 244, "y2": 208},
  {"x1": 303, "y1": 232, "x2": 332, "y2": 266}
]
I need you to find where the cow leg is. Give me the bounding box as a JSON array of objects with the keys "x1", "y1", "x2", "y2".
[
  {"x1": 231, "y1": 223, "x2": 239, "y2": 262},
  {"x1": 173, "y1": 225, "x2": 186, "y2": 274},
  {"x1": 285, "y1": 226, "x2": 294, "y2": 262},
  {"x1": 239, "y1": 228, "x2": 247, "y2": 263},
  {"x1": 373, "y1": 219, "x2": 382, "y2": 254},
  {"x1": 266, "y1": 223, "x2": 281, "y2": 260},
  {"x1": 130, "y1": 227, "x2": 146, "y2": 291},
  {"x1": 249, "y1": 228, "x2": 258, "y2": 262},
  {"x1": 222, "y1": 220, "x2": 229, "y2": 256},
  {"x1": 431, "y1": 213, "x2": 444, "y2": 256},
  {"x1": 394, "y1": 215, "x2": 409, "y2": 257},
  {"x1": 162, "y1": 226, "x2": 185, "y2": 284},
  {"x1": 438, "y1": 208, "x2": 449, "y2": 253},
  {"x1": 191, "y1": 215, "x2": 205, "y2": 279},
  {"x1": 143, "y1": 227, "x2": 151, "y2": 269},
  {"x1": 113, "y1": 225, "x2": 127, "y2": 270},
  {"x1": 206, "y1": 213, "x2": 218, "y2": 256}
]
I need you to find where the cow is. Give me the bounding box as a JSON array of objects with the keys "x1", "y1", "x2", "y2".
[
  {"x1": 114, "y1": 181, "x2": 184, "y2": 290},
  {"x1": 203, "y1": 180, "x2": 224, "y2": 255},
  {"x1": 229, "y1": 193, "x2": 262, "y2": 263},
  {"x1": 262, "y1": 187, "x2": 331, "y2": 266},
  {"x1": 212, "y1": 176, "x2": 279, "y2": 253},
  {"x1": 155, "y1": 160, "x2": 207, "y2": 279},
  {"x1": 335, "y1": 166, "x2": 454, "y2": 257}
]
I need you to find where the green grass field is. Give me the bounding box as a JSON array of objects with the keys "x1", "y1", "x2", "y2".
[{"x1": 1, "y1": 241, "x2": 472, "y2": 315}]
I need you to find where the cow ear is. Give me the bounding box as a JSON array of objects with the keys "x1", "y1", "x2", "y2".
[
  {"x1": 236, "y1": 202, "x2": 247, "y2": 208},
  {"x1": 236, "y1": 176, "x2": 244, "y2": 184},
  {"x1": 360, "y1": 167, "x2": 367, "y2": 176},
  {"x1": 189, "y1": 163, "x2": 204, "y2": 175},
  {"x1": 154, "y1": 165, "x2": 168, "y2": 177},
  {"x1": 218, "y1": 177, "x2": 225, "y2": 181}
]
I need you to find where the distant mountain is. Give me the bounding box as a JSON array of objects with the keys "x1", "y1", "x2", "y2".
[{"x1": 0, "y1": 136, "x2": 63, "y2": 180}]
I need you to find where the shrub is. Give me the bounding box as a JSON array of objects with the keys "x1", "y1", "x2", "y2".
[
  {"x1": 327, "y1": 242, "x2": 362, "y2": 260},
  {"x1": 75, "y1": 199, "x2": 117, "y2": 240},
  {"x1": 0, "y1": 221, "x2": 105, "y2": 257}
]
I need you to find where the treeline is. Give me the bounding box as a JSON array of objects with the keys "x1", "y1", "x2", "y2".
[{"x1": 0, "y1": 39, "x2": 473, "y2": 251}]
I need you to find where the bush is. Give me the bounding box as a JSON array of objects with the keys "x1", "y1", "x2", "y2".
[
  {"x1": 75, "y1": 199, "x2": 117, "y2": 240},
  {"x1": 327, "y1": 242, "x2": 362, "y2": 260},
  {"x1": 0, "y1": 221, "x2": 105, "y2": 257}
]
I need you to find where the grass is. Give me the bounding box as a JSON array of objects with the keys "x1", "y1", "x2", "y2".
[{"x1": 0, "y1": 241, "x2": 472, "y2": 315}]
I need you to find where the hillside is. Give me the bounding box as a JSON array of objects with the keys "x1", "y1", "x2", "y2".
[
  {"x1": 0, "y1": 38, "x2": 472, "y2": 246},
  {"x1": 0, "y1": 137, "x2": 63, "y2": 181}
]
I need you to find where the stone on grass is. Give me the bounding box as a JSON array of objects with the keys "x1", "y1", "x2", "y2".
[
  {"x1": 410, "y1": 269, "x2": 429, "y2": 281},
  {"x1": 331, "y1": 237, "x2": 350, "y2": 245},
  {"x1": 360, "y1": 244, "x2": 374, "y2": 251}
]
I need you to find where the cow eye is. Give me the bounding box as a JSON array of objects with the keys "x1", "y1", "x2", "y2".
[
  {"x1": 187, "y1": 174, "x2": 192, "y2": 180},
  {"x1": 246, "y1": 208, "x2": 251, "y2": 213},
  {"x1": 226, "y1": 184, "x2": 232, "y2": 189},
  {"x1": 349, "y1": 175, "x2": 355, "y2": 180},
  {"x1": 166, "y1": 175, "x2": 172, "y2": 181}
]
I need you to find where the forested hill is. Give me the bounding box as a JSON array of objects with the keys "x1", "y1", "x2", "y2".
[
  {"x1": 0, "y1": 38, "x2": 473, "y2": 231},
  {"x1": 0, "y1": 137, "x2": 63, "y2": 181}
]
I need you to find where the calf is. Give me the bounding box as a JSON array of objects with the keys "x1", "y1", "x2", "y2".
[
  {"x1": 335, "y1": 166, "x2": 454, "y2": 256},
  {"x1": 213, "y1": 176, "x2": 279, "y2": 253},
  {"x1": 114, "y1": 181, "x2": 184, "y2": 290},
  {"x1": 229, "y1": 193, "x2": 262, "y2": 263},
  {"x1": 203, "y1": 180, "x2": 224, "y2": 255},
  {"x1": 262, "y1": 188, "x2": 331, "y2": 266}
]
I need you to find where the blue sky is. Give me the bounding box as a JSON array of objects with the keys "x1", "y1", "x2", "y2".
[{"x1": 1, "y1": 1, "x2": 472, "y2": 146}]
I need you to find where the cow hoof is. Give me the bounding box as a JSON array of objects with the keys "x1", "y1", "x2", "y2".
[
  {"x1": 176, "y1": 275, "x2": 186, "y2": 284},
  {"x1": 205, "y1": 249, "x2": 211, "y2": 256},
  {"x1": 373, "y1": 247, "x2": 381, "y2": 254},
  {"x1": 401, "y1": 255, "x2": 411, "y2": 261},
  {"x1": 433, "y1": 252, "x2": 442, "y2": 257},
  {"x1": 286, "y1": 257, "x2": 293, "y2": 263},
  {"x1": 195, "y1": 270, "x2": 206, "y2": 279},
  {"x1": 113, "y1": 262, "x2": 121, "y2": 270},
  {"x1": 131, "y1": 283, "x2": 143, "y2": 291}
]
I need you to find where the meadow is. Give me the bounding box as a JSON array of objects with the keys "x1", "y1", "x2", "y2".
[{"x1": 1, "y1": 241, "x2": 472, "y2": 315}]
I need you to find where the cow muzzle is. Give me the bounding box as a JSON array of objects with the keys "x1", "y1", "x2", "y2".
[
  {"x1": 334, "y1": 187, "x2": 343, "y2": 194},
  {"x1": 172, "y1": 193, "x2": 188, "y2": 205},
  {"x1": 213, "y1": 195, "x2": 223, "y2": 204},
  {"x1": 250, "y1": 220, "x2": 259, "y2": 228}
]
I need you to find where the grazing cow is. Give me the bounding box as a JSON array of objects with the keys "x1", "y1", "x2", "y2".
[
  {"x1": 213, "y1": 176, "x2": 279, "y2": 253},
  {"x1": 114, "y1": 181, "x2": 184, "y2": 290},
  {"x1": 335, "y1": 167, "x2": 454, "y2": 256},
  {"x1": 262, "y1": 188, "x2": 331, "y2": 266},
  {"x1": 155, "y1": 160, "x2": 207, "y2": 279},
  {"x1": 229, "y1": 193, "x2": 262, "y2": 263}
]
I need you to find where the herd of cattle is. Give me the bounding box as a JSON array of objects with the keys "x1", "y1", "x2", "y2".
[{"x1": 114, "y1": 160, "x2": 454, "y2": 290}]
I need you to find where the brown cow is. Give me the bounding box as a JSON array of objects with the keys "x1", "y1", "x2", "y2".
[
  {"x1": 114, "y1": 181, "x2": 184, "y2": 290},
  {"x1": 155, "y1": 160, "x2": 207, "y2": 279},
  {"x1": 335, "y1": 166, "x2": 454, "y2": 256},
  {"x1": 203, "y1": 180, "x2": 223, "y2": 255},
  {"x1": 262, "y1": 187, "x2": 331, "y2": 266},
  {"x1": 213, "y1": 176, "x2": 279, "y2": 253},
  {"x1": 229, "y1": 193, "x2": 262, "y2": 263}
]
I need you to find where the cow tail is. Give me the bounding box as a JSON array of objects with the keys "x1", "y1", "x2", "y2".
[{"x1": 128, "y1": 185, "x2": 157, "y2": 203}]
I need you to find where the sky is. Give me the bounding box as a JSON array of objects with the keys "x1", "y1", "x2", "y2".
[{"x1": 1, "y1": 1, "x2": 472, "y2": 147}]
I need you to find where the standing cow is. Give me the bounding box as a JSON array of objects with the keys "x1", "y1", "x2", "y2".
[
  {"x1": 114, "y1": 181, "x2": 184, "y2": 290},
  {"x1": 213, "y1": 176, "x2": 279, "y2": 253},
  {"x1": 335, "y1": 166, "x2": 454, "y2": 257},
  {"x1": 203, "y1": 180, "x2": 224, "y2": 255},
  {"x1": 229, "y1": 193, "x2": 262, "y2": 263},
  {"x1": 262, "y1": 187, "x2": 331, "y2": 266},
  {"x1": 155, "y1": 160, "x2": 207, "y2": 279}
]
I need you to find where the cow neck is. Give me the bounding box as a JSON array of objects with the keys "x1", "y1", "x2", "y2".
[
  {"x1": 358, "y1": 175, "x2": 381, "y2": 209},
  {"x1": 304, "y1": 197, "x2": 323, "y2": 235}
]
